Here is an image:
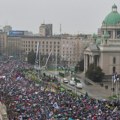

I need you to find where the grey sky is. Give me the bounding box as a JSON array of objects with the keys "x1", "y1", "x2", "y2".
[{"x1": 0, "y1": 0, "x2": 119, "y2": 34}]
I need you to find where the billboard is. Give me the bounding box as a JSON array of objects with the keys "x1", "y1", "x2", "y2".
[{"x1": 9, "y1": 30, "x2": 24, "y2": 36}]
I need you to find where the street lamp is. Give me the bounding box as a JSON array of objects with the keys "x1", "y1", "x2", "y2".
[
  {"x1": 116, "y1": 77, "x2": 120, "y2": 100},
  {"x1": 112, "y1": 75, "x2": 114, "y2": 96}
]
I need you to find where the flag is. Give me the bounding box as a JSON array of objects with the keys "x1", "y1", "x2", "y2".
[
  {"x1": 114, "y1": 75, "x2": 116, "y2": 83},
  {"x1": 112, "y1": 74, "x2": 117, "y2": 83},
  {"x1": 53, "y1": 102, "x2": 59, "y2": 109},
  {"x1": 117, "y1": 77, "x2": 119, "y2": 81},
  {"x1": 112, "y1": 106, "x2": 118, "y2": 113},
  {"x1": 112, "y1": 75, "x2": 115, "y2": 83}
]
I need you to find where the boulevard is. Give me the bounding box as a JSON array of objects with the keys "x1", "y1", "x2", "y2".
[{"x1": 46, "y1": 70, "x2": 112, "y2": 100}]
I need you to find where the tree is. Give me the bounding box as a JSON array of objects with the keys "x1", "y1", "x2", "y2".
[
  {"x1": 27, "y1": 50, "x2": 36, "y2": 65},
  {"x1": 79, "y1": 59, "x2": 84, "y2": 72},
  {"x1": 74, "y1": 59, "x2": 84, "y2": 72},
  {"x1": 85, "y1": 63, "x2": 104, "y2": 82}
]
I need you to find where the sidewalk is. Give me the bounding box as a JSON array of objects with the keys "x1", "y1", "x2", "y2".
[{"x1": 76, "y1": 72, "x2": 114, "y2": 100}]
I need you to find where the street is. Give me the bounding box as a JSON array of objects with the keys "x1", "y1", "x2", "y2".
[{"x1": 46, "y1": 70, "x2": 113, "y2": 100}]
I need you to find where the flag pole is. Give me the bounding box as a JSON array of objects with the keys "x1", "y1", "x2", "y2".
[
  {"x1": 112, "y1": 75, "x2": 114, "y2": 96},
  {"x1": 117, "y1": 77, "x2": 119, "y2": 99},
  {"x1": 116, "y1": 79, "x2": 117, "y2": 96}
]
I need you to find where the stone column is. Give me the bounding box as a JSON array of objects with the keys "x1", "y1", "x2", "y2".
[
  {"x1": 90, "y1": 55, "x2": 92, "y2": 64},
  {"x1": 84, "y1": 54, "x2": 86, "y2": 72},
  {"x1": 86, "y1": 55, "x2": 88, "y2": 71},
  {"x1": 91, "y1": 55, "x2": 94, "y2": 63}
]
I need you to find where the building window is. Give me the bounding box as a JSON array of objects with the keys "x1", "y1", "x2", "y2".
[
  {"x1": 108, "y1": 31, "x2": 111, "y2": 38},
  {"x1": 117, "y1": 30, "x2": 120, "y2": 38},
  {"x1": 113, "y1": 57, "x2": 116, "y2": 64},
  {"x1": 113, "y1": 67, "x2": 116, "y2": 73}
]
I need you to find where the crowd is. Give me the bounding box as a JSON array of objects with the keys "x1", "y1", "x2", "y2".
[{"x1": 0, "y1": 60, "x2": 120, "y2": 120}]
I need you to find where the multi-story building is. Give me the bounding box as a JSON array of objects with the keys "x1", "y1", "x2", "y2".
[
  {"x1": 0, "y1": 32, "x2": 7, "y2": 55},
  {"x1": 60, "y1": 34, "x2": 91, "y2": 68},
  {"x1": 39, "y1": 24, "x2": 52, "y2": 37},
  {"x1": 3, "y1": 25, "x2": 12, "y2": 35},
  {"x1": 84, "y1": 4, "x2": 120, "y2": 76},
  {"x1": 7, "y1": 36, "x2": 22, "y2": 58},
  {"x1": 0, "y1": 25, "x2": 91, "y2": 68},
  {"x1": 21, "y1": 36, "x2": 61, "y2": 66}
]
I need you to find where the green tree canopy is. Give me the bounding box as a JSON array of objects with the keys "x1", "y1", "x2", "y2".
[
  {"x1": 74, "y1": 59, "x2": 84, "y2": 72},
  {"x1": 85, "y1": 63, "x2": 105, "y2": 82},
  {"x1": 27, "y1": 50, "x2": 36, "y2": 65},
  {"x1": 79, "y1": 59, "x2": 84, "y2": 72}
]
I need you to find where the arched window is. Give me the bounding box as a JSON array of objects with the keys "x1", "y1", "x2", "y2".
[
  {"x1": 113, "y1": 57, "x2": 116, "y2": 64},
  {"x1": 113, "y1": 67, "x2": 116, "y2": 73}
]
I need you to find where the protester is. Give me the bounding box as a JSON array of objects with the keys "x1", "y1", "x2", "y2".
[{"x1": 0, "y1": 60, "x2": 120, "y2": 120}]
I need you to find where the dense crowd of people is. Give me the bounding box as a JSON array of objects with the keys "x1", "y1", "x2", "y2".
[{"x1": 0, "y1": 60, "x2": 120, "y2": 120}]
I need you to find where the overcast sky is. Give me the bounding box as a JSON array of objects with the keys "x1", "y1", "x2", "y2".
[{"x1": 0, "y1": 0, "x2": 120, "y2": 34}]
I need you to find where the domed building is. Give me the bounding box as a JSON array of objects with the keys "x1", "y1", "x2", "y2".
[{"x1": 84, "y1": 4, "x2": 120, "y2": 77}]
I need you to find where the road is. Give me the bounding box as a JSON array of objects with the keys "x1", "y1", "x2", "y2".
[{"x1": 45, "y1": 70, "x2": 113, "y2": 100}]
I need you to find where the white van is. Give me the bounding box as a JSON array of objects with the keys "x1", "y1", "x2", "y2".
[
  {"x1": 63, "y1": 78, "x2": 68, "y2": 83},
  {"x1": 76, "y1": 82, "x2": 83, "y2": 89},
  {"x1": 70, "y1": 80, "x2": 76, "y2": 86}
]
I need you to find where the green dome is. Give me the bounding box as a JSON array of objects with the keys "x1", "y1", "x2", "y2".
[{"x1": 103, "y1": 4, "x2": 120, "y2": 25}]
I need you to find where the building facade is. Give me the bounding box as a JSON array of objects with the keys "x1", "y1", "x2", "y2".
[
  {"x1": 0, "y1": 24, "x2": 91, "y2": 68},
  {"x1": 0, "y1": 32, "x2": 7, "y2": 55},
  {"x1": 3, "y1": 25, "x2": 12, "y2": 35},
  {"x1": 21, "y1": 36, "x2": 61, "y2": 66},
  {"x1": 84, "y1": 4, "x2": 120, "y2": 76},
  {"x1": 61, "y1": 35, "x2": 90, "y2": 68},
  {"x1": 1, "y1": 33, "x2": 90, "y2": 68},
  {"x1": 39, "y1": 24, "x2": 52, "y2": 37}
]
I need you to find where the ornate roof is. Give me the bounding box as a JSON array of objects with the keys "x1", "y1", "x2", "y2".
[
  {"x1": 102, "y1": 4, "x2": 120, "y2": 25},
  {"x1": 86, "y1": 43, "x2": 100, "y2": 52}
]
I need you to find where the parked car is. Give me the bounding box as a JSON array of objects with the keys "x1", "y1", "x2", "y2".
[
  {"x1": 63, "y1": 78, "x2": 68, "y2": 83},
  {"x1": 70, "y1": 80, "x2": 76, "y2": 86},
  {"x1": 76, "y1": 82, "x2": 83, "y2": 89}
]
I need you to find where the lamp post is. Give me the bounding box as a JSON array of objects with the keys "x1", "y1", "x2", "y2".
[
  {"x1": 117, "y1": 77, "x2": 120, "y2": 100},
  {"x1": 112, "y1": 74, "x2": 115, "y2": 96}
]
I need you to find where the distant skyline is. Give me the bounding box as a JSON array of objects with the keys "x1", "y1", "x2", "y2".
[{"x1": 0, "y1": 0, "x2": 120, "y2": 34}]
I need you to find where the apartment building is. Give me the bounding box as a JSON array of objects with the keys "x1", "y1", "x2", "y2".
[
  {"x1": 0, "y1": 29, "x2": 91, "y2": 68},
  {"x1": 60, "y1": 35, "x2": 91, "y2": 67}
]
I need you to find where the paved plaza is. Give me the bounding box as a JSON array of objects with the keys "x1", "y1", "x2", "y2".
[{"x1": 76, "y1": 73, "x2": 119, "y2": 100}]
